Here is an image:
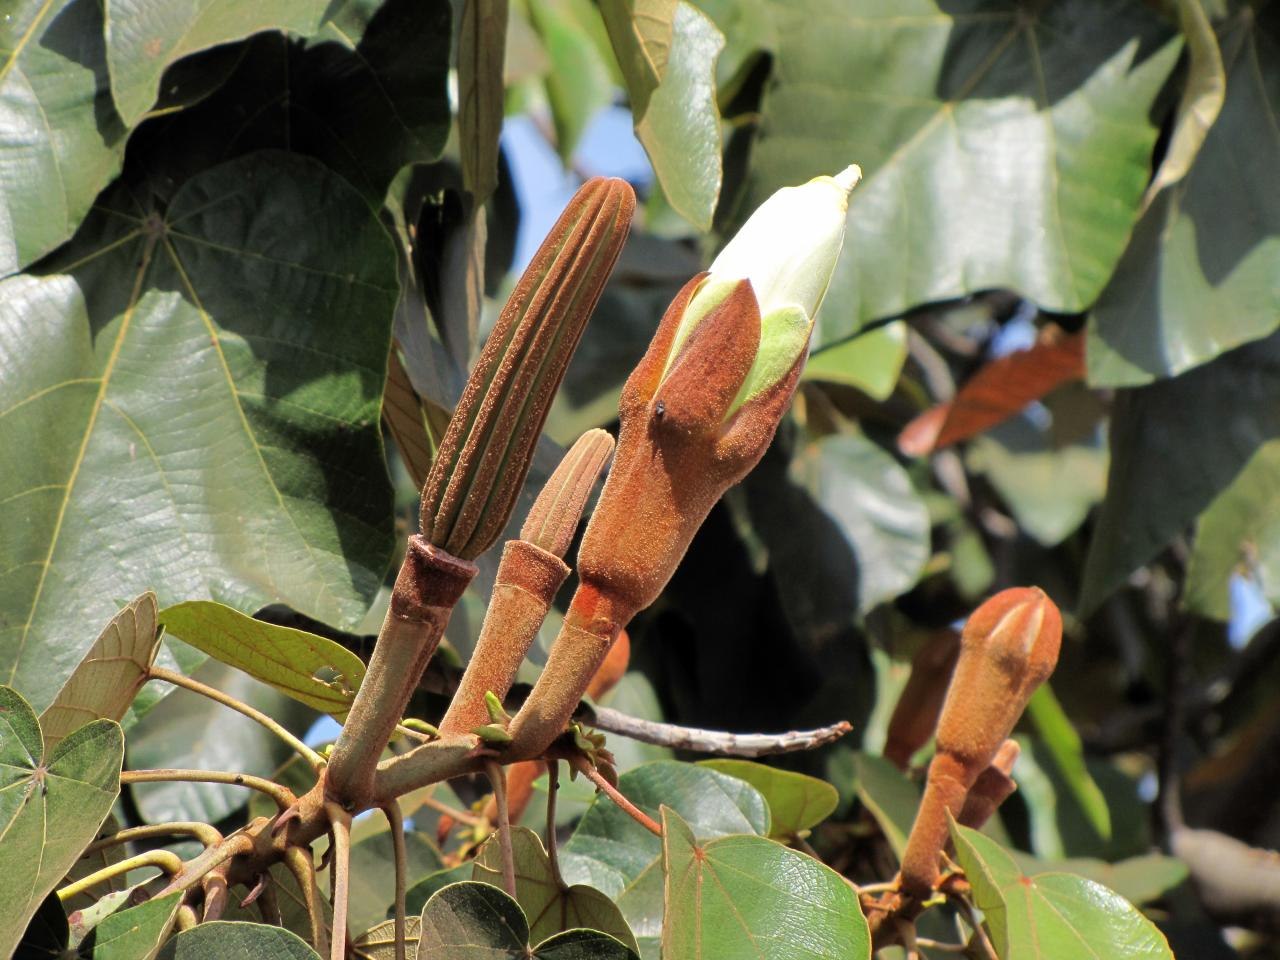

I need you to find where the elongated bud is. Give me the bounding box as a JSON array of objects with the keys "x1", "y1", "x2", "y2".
[
  {"x1": 440, "y1": 432, "x2": 616, "y2": 735},
  {"x1": 505, "y1": 167, "x2": 860, "y2": 760},
  {"x1": 420, "y1": 178, "x2": 635, "y2": 560},
  {"x1": 958, "y1": 739, "x2": 1020, "y2": 830},
  {"x1": 883, "y1": 630, "x2": 960, "y2": 770},
  {"x1": 900, "y1": 588, "x2": 1061, "y2": 898}
]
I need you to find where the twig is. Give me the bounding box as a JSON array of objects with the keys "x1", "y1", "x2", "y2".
[
  {"x1": 382, "y1": 801, "x2": 409, "y2": 960},
  {"x1": 149, "y1": 666, "x2": 325, "y2": 770},
  {"x1": 587, "y1": 708, "x2": 852, "y2": 757},
  {"x1": 485, "y1": 760, "x2": 518, "y2": 899},
  {"x1": 420, "y1": 791, "x2": 486, "y2": 827},
  {"x1": 546, "y1": 761, "x2": 565, "y2": 890},
  {"x1": 284, "y1": 845, "x2": 330, "y2": 956},
  {"x1": 573, "y1": 757, "x2": 662, "y2": 837},
  {"x1": 85, "y1": 821, "x2": 223, "y2": 854},
  {"x1": 325, "y1": 802, "x2": 353, "y2": 960},
  {"x1": 201, "y1": 866, "x2": 230, "y2": 921},
  {"x1": 176, "y1": 905, "x2": 198, "y2": 931},
  {"x1": 915, "y1": 937, "x2": 968, "y2": 954},
  {"x1": 58, "y1": 850, "x2": 184, "y2": 901},
  {"x1": 122, "y1": 768, "x2": 296, "y2": 810}
]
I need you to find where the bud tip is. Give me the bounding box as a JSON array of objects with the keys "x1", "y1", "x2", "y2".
[{"x1": 833, "y1": 164, "x2": 862, "y2": 195}]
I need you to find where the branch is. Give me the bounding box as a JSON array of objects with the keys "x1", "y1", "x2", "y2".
[
  {"x1": 588, "y1": 708, "x2": 852, "y2": 757},
  {"x1": 382, "y1": 802, "x2": 409, "y2": 960},
  {"x1": 85, "y1": 821, "x2": 222, "y2": 853},
  {"x1": 283, "y1": 845, "x2": 330, "y2": 957},
  {"x1": 122, "y1": 768, "x2": 296, "y2": 810},
  {"x1": 485, "y1": 760, "x2": 517, "y2": 899},
  {"x1": 58, "y1": 850, "x2": 184, "y2": 901},
  {"x1": 572, "y1": 757, "x2": 661, "y2": 837},
  {"x1": 325, "y1": 803, "x2": 353, "y2": 960}
]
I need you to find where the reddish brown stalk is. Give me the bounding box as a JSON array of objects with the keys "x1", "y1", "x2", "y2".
[
  {"x1": 508, "y1": 275, "x2": 811, "y2": 758},
  {"x1": 574, "y1": 757, "x2": 662, "y2": 837},
  {"x1": 420, "y1": 178, "x2": 635, "y2": 560},
  {"x1": 326, "y1": 538, "x2": 476, "y2": 805},
  {"x1": 884, "y1": 630, "x2": 960, "y2": 770},
  {"x1": 899, "y1": 588, "x2": 1061, "y2": 898},
  {"x1": 958, "y1": 739, "x2": 1020, "y2": 830}
]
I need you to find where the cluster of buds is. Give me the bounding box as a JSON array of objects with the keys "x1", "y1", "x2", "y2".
[
  {"x1": 898, "y1": 587, "x2": 1063, "y2": 897},
  {"x1": 504, "y1": 166, "x2": 863, "y2": 759}
]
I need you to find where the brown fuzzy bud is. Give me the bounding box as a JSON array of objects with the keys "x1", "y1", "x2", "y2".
[
  {"x1": 420, "y1": 178, "x2": 635, "y2": 560},
  {"x1": 958, "y1": 739, "x2": 1020, "y2": 830},
  {"x1": 883, "y1": 630, "x2": 960, "y2": 770},
  {"x1": 520, "y1": 428, "x2": 616, "y2": 558},
  {"x1": 899, "y1": 587, "x2": 1062, "y2": 898}
]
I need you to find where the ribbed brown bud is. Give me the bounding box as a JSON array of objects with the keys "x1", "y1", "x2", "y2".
[
  {"x1": 420, "y1": 178, "x2": 635, "y2": 560},
  {"x1": 521, "y1": 428, "x2": 616, "y2": 558}
]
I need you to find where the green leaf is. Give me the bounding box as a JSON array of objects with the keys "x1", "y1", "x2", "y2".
[
  {"x1": 127, "y1": 661, "x2": 315, "y2": 824},
  {"x1": 337, "y1": 828, "x2": 444, "y2": 936},
  {"x1": 529, "y1": 0, "x2": 615, "y2": 160},
  {"x1": 721, "y1": 0, "x2": 1179, "y2": 349},
  {"x1": 159, "y1": 600, "x2": 365, "y2": 716},
  {"x1": 14, "y1": 892, "x2": 68, "y2": 959},
  {"x1": 852, "y1": 752, "x2": 921, "y2": 861},
  {"x1": 456, "y1": 0, "x2": 505, "y2": 201},
  {"x1": 0, "y1": 151, "x2": 397, "y2": 713},
  {"x1": 966, "y1": 416, "x2": 1108, "y2": 548},
  {"x1": 1079, "y1": 332, "x2": 1280, "y2": 616},
  {"x1": 1186, "y1": 439, "x2": 1280, "y2": 619},
  {"x1": 802, "y1": 323, "x2": 908, "y2": 402},
  {"x1": 355, "y1": 916, "x2": 422, "y2": 959},
  {"x1": 633, "y1": 2, "x2": 723, "y2": 230},
  {"x1": 1025, "y1": 686, "x2": 1111, "y2": 843},
  {"x1": 1088, "y1": 9, "x2": 1276, "y2": 387},
  {"x1": 0, "y1": 687, "x2": 123, "y2": 958},
  {"x1": 598, "y1": 0, "x2": 675, "y2": 117},
  {"x1": 156, "y1": 921, "x2": 321, "y2": 959},
  {"x1": 103, "y1": 0, "x2": 329, "y2": 126},
  {"x1": 472, "y1": 826, "x2": 639, "y2": 951},
  {"x1": 39, "y1": 592, "x2": 160, "y2": 752},
  {"x1": 698, "y1": 759, "x2": 838, "y2": 839},
  {"x1": 416, "y1": 882, "x2": 639, "y2": 960},
  {"x1": 0, "y1": 0, "x2": 127, "y2": 271},
  {"x1": 91, "y1": 890, "x2": 182, "y2": 960},
  {"x1": 789, "y1": 434, "x2": 930, "y2": 613},
  {"x1": 405, "y1": 864, "x2": 475, "y2": 916},
  {"x1": 951, "y1": 822, "x2": 1174, "y2": 960},
  {"x1": 560, "y1": 760, "x2": 769, "y2": 898},
  {"x1": 1008, "y1": 851, "x2": 1189, "y2": 908},
  {"x1": 661, "y1": 807, "x2": 869, "y2": 960}
]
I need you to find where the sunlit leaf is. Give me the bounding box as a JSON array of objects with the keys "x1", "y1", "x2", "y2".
[
  {"x1": 91, "y1": 890, "x2": 182, "y2": 960},
  {"x1": 698, "y1": 759, "x2": 838, "y2": 839},
  {"x1": 1026, "y1": 686, "x2": 1110, "y2": 843},
  {"x1": 802, "y1": 322, "x2": 908, "y2": 402},
  {"x1": 458, "y1": 0, "x2": 509, "y2": 200},
  {"x1": 853, "y1": 752, "x2": 920, "y2": 861},
  {"x1": 661, "y1": 807, "x2": 869, "y2": 960}
]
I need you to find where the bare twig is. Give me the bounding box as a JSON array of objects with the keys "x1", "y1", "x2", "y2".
[
  {"x1": 573, "y1": 757, "x2": 662, "y2": 837},
  {"x1": 58, "y1": 850, "x2": 184, "y2": 901},
  {"x1": 383, "y1": 802, "x2": 409, "y2": 960},
  {"x1": 122, "y1": 768, "x2": 296, "y2": 810},
  {"x1": 325, "y1": 802, "x2": 353, "y2": 960},
  {"x1": 284, "y1": 845, "x2": 330, "y2": 956},
  {"x1": 420, "y1": 790, "x2": 486, "y2": 828},
  {"x1": 588, "y1": 708, "x2": 852, "y2": 757},
  {"x1": 485, "y1": 760, "x2": 518, "y2": 899},
  {"x1": 149, "y1": 666, "x2": 324, "y2": 770},
  {"x1": 85, "y1": 821, "x2": 222, "y2": 854},
  {"x1": 201, "y1": 867, "x2": 229, "y2": 922}
]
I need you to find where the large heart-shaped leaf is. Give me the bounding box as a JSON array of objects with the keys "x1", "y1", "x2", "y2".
[
  {"x1": 0, "y1": 150, "x2": 397, "y2": 713},
  {"x1": 38, "y1": 592, "x2": 160, "y2": 752},
  {"x1": 472, "y1": 826, "x2": 639, "y2": 951},
  {"x1": 103, "y1": 0, "x2": 329, "y2": 126},
  {"x1": 661, "y1": 807, "x2": 870, "y2": 960},
  {"x1": 157, "y1": 921, "x2": 322, "y2": 959},
  {"x1": 1008, "y1": 851, "x2": 1189, "y2": 908},
  {"x1": 159, "y1": 600, "x2": 365, "y2": 716},
  {"x1": 1088, "y1": 8, "x2": 1279, "y2": 386},
  {"x1": 951, "y1": 822, "x2": 1174, "y2": 959},
  {"x1": 0, "y1": 0, "x2": 127, "y2": 272},
  {"x1": 0, "y1": 686, "x2": 123, "y2": 957},
  {"x1": 560, "y1": 760, "x2": 769, "y2": 898},
  {"x1": 417, "y1": 882, "x2": 639, "y2": 960},
  {"x1": 90, "y1": 890, "x2": 183, "y2": 960},
  {"x1": 713, "y1": 0, "x2": 1179, "y2": 349},
  {"x1": 698, "y1": 759, "x2": 838, "y2": 840}
]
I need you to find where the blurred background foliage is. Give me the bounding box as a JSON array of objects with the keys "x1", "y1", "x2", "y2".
[{"x1": 2, "y1": 0, "x2": 1279, "y2": 955}]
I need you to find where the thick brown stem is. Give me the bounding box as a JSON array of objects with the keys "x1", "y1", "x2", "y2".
[
  {"x1": 327, "y1": 536, "x2": 475, "y2": 807},
  {"x1": 326, "y1": 803, "x2": 353, "y2": 960},
  {"x1": 899, "y1": 753, "x2": 971, "y2": 898},
  {"x1": 372, "y1": 734, "x2": 486, "y2": 803},
  {"x1": 440, "y1": 539, "x2": 568, "y2": 735}
]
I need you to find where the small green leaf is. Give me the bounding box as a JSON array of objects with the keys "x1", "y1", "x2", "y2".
[
  {"x1": 698, "y1": 759, "x2": 838, "y2": 839},
  {"x1": 474, "y1": 724, "x2": 514, "y2": 744},
  {"x1": 355, "y1": 916, "x2": 423, "y2": 959},
  {"x1": 661, "y1": 807, "x2": 869, "y2": 960},
  {"x1": 156, "y1": 921, "x2": 321, "y2": 959},
  {"x1": 951, "y1": 822, "x2": 1175, "y2": 960},
  {"x1": 473, "y1": 826, "x2": 638, "y2": 950},
  {"x1": 91, "y1": 890, "x2": 182, "y2": 960},
  {"x1": 802, "y1": 323, "x2": 908, "y2": 402},
  {"x1": 560, "y1": 760, "x2": 769, "y2": 898},
  {"x1": 0, "y1": 687, "x2": 123, "y2": 958},
  {"x1": 158, "y1": 601, "x2": 366, "y2": 716},
  {"x1": 416, "y1": 882, "x2": 639, "y2": 959},
  {"x1": 39, "y1": 593, "x2": 161, "y2": 752},
  {"x1": 599, "y1": 0, "x2": 675, "y2": 117},
  {"x1": 852, "y1": 752, "x2": 921, "y2": 861}
]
